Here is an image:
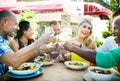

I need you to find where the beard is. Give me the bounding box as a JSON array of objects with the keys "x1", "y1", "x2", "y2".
[
  {"x1": 114, "y1": 36, "x2": 120, "y2": 44},
  {"x1": 5, "y1": 31, "x2": 15, "y2": 37}
]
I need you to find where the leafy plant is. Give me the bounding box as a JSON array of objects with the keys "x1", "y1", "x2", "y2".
[
  {"x1": 19, "y1": 10, "x2": 38, "y2": 39},
  {"x1": 102, "y1": 19, "x2": 112, "y2": 38},
  {"x1": 95, "y1": 37, "x2": 103, "y2": 47}
]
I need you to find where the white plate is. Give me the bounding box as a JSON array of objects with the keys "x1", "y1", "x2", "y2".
[
  {"x1": 84, "y1": 72, "x2": 120, "y2": 81},
  {"x1": 88, "y1": 66, "x2": 114, "y2": 81},
  {"x1": 34, "y1": 56, "x2": 54, "y2": 65},
  {"x1": 7, "y1": 68, "x2": 43, "y2": 78},
  {"x1": 9, "y1": 62, "x2": 41, "y2": 75},
  {"x1": 64, "y1": 61, "x2": 88, "y2": 70}
]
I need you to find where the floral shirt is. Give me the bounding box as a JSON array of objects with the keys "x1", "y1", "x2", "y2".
[{"x1": 0, "y1": 34, "x2": 11, "y2": 76}]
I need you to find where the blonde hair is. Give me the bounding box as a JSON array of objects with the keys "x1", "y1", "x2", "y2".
[{"x1": 78, "y1": 16, "x2": 96, "y2": 49}]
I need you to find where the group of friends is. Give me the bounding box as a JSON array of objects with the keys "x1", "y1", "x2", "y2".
[{"x1": 0, "y1": 9, "x2": 120, "y2": 77}]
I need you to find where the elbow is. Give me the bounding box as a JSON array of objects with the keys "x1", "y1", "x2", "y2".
[
  {"x1": 9, "y1": 60, "x2": 22, "y2": 68},
  {"x1": 10, "y1": 62, "x2": 20, "y2": 68}
]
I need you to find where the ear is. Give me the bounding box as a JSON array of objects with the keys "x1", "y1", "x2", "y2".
[
  {"x1": 2, "y1": 18, "x2": 8, "y2": 26},
  {"x1": 23, "y1": 30, "x2": 27, "y2": 34}
]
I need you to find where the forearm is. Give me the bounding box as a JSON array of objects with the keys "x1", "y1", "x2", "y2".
[
  {"x1": 2, "y1": 38, "x2": 44, "y2": 68},
  {"x1": 71, "y1": 45, "x2": 96, "y2": 64},
  {"x1": 15, "y1": 39, "x2": 43, "y2": 62}
]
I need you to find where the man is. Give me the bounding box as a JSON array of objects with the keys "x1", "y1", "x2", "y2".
[
  {"x1": 96, "y1": 9, "x2": 120, "y2": 52},
  {"x1": 0, "y1": 10, "x2": 53, "y2": 76},
  {"x1": 49, "y1": 20, "x2": 61, "y2": 36},
  {"x1": 64, "y1": 15, "x2": 120, "y2": 73}
]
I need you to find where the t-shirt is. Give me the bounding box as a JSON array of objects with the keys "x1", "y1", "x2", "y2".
[
  {"x1": 96, "y1": 46, "x2": 120, "y2": 68},
  {"x1": 0, "y1": 34, "x2": 11, "y2": 76},
  {"x1": 96, "y1": 36, "x2": 118, "y2": 52}
]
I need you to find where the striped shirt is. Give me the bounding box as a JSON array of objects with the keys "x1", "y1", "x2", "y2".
[{"x1": 0, "y1": 34, "x2": 11, "y2": 76}]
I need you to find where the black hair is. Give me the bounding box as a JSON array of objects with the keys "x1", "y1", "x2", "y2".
[
  {"x1": 15, "y1": 20, "x2": 30, "y2": 39},
  {"x1": 0, "y1": 10, "x2": 12, "y2": 22},
  {"x1": 112, "y1": 8, "x2": 120, "y2": 18}
]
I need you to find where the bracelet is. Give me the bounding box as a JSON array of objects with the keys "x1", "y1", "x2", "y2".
[
  {"x1": 80, "y1": 44, "x2": 82, "y2": 47},
  {"x1": 64, "y1": 52, "x2": 71, "y2": 56}
]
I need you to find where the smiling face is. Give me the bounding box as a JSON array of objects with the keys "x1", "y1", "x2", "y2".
[
  {"x1": 3, "y1": 13, "x2": 19, "y2": 37},
  {"x1": 24, "y1": 27, "x2": 33, "y2": 39},
  {"x1": 112, "y1": 17, "x2": 120, "y2": 45},
  {"x1": 51, "y1": 24, "x2": 60, "y2": 36},
  {"x1": 78, "y1": 21, "x2": 92, "y2": 39}
]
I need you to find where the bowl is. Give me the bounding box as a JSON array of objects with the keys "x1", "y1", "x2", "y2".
[
  {"x1": 34, "y1": 56, "x2": 54, "y2": 65},
  {"x1": 111, "y1": 67, "x2": 120, "y2": 77},
  {"x1": 9, "y1": 62, "x2": 41, "y2": 75},
  {"x1": 88, "y1": 66, "x2": 114, "y2": 81},
  {"x1": 64, "y1": 61, "x2": 88, "y2": 70}
]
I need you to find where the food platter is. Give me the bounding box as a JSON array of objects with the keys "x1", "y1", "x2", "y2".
[
  {"x1": 8, "y1": 62, "x2": 41, "y2": 75},
  {"x1": 34, "y1": 56, "x2": 54, "y2": 65},
  {"x1": 7, "y1": 68, "x2": 43, "y2": 79},
  {"x1": 84, "y1": 72, "x2": 120, "y2": 81},
  {"x1": 64, "y1": 61, "x2": 88, "y2": 70},
  {"x1": 87, "y1": 66, "x2": 115, "y2": 81}
]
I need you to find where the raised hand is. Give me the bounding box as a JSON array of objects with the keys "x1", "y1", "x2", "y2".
[
  {"x1": 63, "y1": 41, "x2": 73, "y2": 52},
  {"x1": 40, "y1": 32, "x2": 56, "y2": 44}
]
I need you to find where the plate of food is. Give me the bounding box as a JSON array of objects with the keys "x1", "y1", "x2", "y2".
[
  {"x1": 7, "y1": 67, "x2": 43, "y2": 79},
  {"x1": 64, "y1": 61, "x2": 88, "y2": 70},
  {"x1": 8, "y1": 62, "x2": 42, "y2": 75},
  {"x1": 87, "y1": 66, "x2": 114, "y2": 81},
  {"x1": 34, "y1": 56, "x2": 54, "y2": 65}
]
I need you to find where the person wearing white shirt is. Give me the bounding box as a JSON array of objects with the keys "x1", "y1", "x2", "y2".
[{"x1": 96, "y1": 36, "x2": 118, "y2": 52}]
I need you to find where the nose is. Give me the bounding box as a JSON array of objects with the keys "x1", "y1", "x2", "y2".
[
  {"x1": 112, "y1": 28, "x2": 118, "y2": 36},
  {"x1": 84, "y1": 28, "x2": 90, "y2": 33},
  {"x1": 15, "y1": 25, "x2": 19, "y2": 30}
]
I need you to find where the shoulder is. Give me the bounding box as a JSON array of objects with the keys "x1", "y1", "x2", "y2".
[
  {"x1": 9, "y1": 39, "x2": 18, "y2": 45},
  {"x1": 8, "y1": 39, "x2": 19, "y2": 48},
  {"x1": 105, "y1": 36, "x2": 114, "y2": 42},
  {"x1": 8, "y1": 39, "x2": 19, "y2": 52},
  {"x1": 0, "y1": 40, "x2": 12, "y2": 57}
]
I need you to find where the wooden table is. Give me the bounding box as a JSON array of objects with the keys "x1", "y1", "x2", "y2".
[{"x1": 2, "y1": 62, "x2": 87, "y2": 81}]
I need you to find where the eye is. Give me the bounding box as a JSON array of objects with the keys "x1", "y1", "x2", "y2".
[
  {"x1": 15, "y1": 23, "x2": 18, "y2": 26},
  {"x1": 88, "y1": 27, "x2": 91, "y2": 30},
  {"x1": 83, "y1": 25, "x2": 86, "y2": 28}
]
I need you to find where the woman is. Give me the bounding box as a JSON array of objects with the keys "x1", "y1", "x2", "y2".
[
  {"x1": 9, "y1": 20, "x2": 34, "y2": 52},
  {"x1": 64, "y1": 15, "x2": 120, "y2": 73},
  {"x1": 62, "y1": 18, "x2": 97, "y2": 65}
]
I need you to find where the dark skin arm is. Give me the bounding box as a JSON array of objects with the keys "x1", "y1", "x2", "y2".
[
  {"x1": 64, "y1": 41, "x2": 120, "y2": 73},
  {"x1": 64, "y1": 41, "x2": 96, "y2": 64}
]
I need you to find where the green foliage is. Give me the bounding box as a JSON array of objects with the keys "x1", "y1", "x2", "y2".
[
  {"x1": 102, "y1": 19, "x2": 112, "y2": 38},
  {"x1": 97, "y1": 0, "x2": 120, "y2": 12},
  {"x1": 19, "y1": 10, "x2": 38, "y2": 40},
  {"x1": 109, "y1": 0, "x2": 120, "y2": 12},
  {"x1": 95, "y1": 37, "x2": 103, "y2": 47}
]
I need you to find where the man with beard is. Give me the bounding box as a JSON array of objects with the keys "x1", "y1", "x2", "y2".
[
  {"x1": 96, "y1": 9, "x2": 120, "y2": 52},
  {"x1": 0, "y1": 10, "x2": 53, "y2": 76}
]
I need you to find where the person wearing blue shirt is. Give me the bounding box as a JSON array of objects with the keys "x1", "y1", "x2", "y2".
[
  {"x1": 0, "y1": 34, "x2": 11, "y2": 75},
  {"x1": 0, "y1": 10, "x2": 53, "y2": 76}
]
